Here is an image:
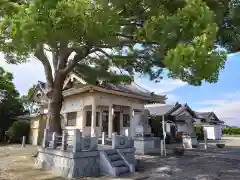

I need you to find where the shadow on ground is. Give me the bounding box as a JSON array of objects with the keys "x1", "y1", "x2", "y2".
[{"x1": 135, "y1": 145, "x2": 240, "y2": 180}]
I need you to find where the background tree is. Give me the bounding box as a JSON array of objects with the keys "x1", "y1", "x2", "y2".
[
  {"x1": 0, "y1": 66, "x2": 24, "y2": 141},
  {"x1": 20, "y1": 85, "x2": 40, "y2": 116},
  {"x1": 0, "y1": 0, "x2": 228, "y2": 133}
]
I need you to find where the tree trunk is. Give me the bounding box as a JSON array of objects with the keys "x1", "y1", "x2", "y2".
[{"x1": 46, "y1": 72, "x2": 65, "y2": 134}]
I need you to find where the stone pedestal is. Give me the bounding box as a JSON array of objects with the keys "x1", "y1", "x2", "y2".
[
  {"x1": 182, "y1": 135, "x2": 198, "y2": 149},
  {"x1": 133, "y1": 137, "x2": 161, "y2": 154}
]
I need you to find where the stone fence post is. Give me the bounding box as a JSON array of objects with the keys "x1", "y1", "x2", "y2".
[
  {"x1": 22, "y1": 136, "x2": 26, "y2": 148},
  {"x1": 42, "y1": 129, "x2": 49, "y2": 148},
  {"x1": 52, "y1": 132, "x2": 57, "y2": 149},
  {"x1": 61, "y1": 130, "x2": 67, "y2": 151},
  {"x1": 72, "y1": 129, "x2": 82, "y2": 153},
  {"x1": 204, "y1": 130, "x2": 208, "y2": 150},
  {"x1": 102, "y1": 132, "x2": 106, "y2": 145},
  {"x1": 112, "y1": 132, "x2": 117, "y2": 149}
]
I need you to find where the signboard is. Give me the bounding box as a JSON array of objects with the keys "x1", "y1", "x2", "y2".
[{"x1": 62, "y1": 99, "x2": 83, "y2": 113}]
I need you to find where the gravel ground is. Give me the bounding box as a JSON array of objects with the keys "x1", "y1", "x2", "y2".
[{"x1": 0, "y1": 138, "x2": 240, "y2": 180}]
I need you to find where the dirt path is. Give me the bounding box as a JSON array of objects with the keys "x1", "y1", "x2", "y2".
[
  {"x1": 0, "y1": 145, "x2": 65, "y2": 180},
  {"x1": 1, "y1": 138, "x2": 240, "y2": 180}
]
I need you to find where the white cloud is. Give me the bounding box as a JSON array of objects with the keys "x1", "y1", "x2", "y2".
[
  {"x1": 0, "y1": 54, "x2": 45, "y2": 95},
  {"x1": 135, "y1": 78, "x2": 187, "y2": 94},
  {"x1": 165, "y1": 93, "x2": 182, "y2": 104},
  {"x1": 196, "y1": 91, "x2": 240, "y2": 126}
]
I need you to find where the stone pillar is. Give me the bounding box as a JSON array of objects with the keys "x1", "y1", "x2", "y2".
[
  {"x1": 73, "y1": 129, "x2": 82, "y2": 153},
  {"x1": 162, "y1": 115, "x2": 166, "y2": 156},
  {"x1": 112, "y1": 132, "x2": 117, "y2": 149},
  {"x1": 42, "y1": 129, "x2": 48, "y2": 148},
  {"x1": 102, "y1": 132, "x2": 106, "y2": 145},
  {"x1": 129, "y1": 106, "x2": 134, "y2": 137},
  {"x1": 21, "y1": 136, "x2": 26, "y2": 148},
  {"x1": 82, "y1": 109, "x2": 86, "y2": 135},
  {"x1": 108, "y1": 105, "x2": 113, "y2": 138},
  {"x1": 61, "y1": 130, "x2": 67, "y2": 151},
  {"x1": 204, "y1": 129, "x2": 208, "y2": 150},
  {"x1": 91, "y1": 98, "x2": 97, "y2": 137},
  {"x1": 52, "y1": 132, "x2": 57, "y2": 149},
  {"x1": 99, "y1": 109, "x2": 103, "y2": 135}
]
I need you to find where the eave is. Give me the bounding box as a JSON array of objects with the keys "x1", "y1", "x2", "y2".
[{"x1": 63, "y1": 85, "x2": 166, "y2": 103}]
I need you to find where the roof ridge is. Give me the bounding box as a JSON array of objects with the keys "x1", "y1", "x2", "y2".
[{"x1": 130, "y1": 82, "x2": 152, "y2": 93}]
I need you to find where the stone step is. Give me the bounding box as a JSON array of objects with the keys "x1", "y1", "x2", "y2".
[
  {"x1": 112, "y1": 160, "x2": 126, "y2": 167},
  {"x1": 105, "y1": 149, "x2": 117, "y2": 155},
  {"x1": 116, "y1": 166, "x2": 129, "y2": 176},
  {"x1": 108, "y1": 154, "x2": 122, "y2": 161}
]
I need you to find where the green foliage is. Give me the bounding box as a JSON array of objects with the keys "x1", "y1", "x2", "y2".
[
  {"x1": 20, "y1": 84, "x2": 39, "y2": 115},
  {"x1": 194, "y1": 125, "x2": 204, "y2": 140},
  {"x1": 223, "y1": 127, "x2": 240, "y2": 135},
  {"x1": 0, "y1": 0, "x2": 229, "y2": 85},
  {"x1": 149, "y1": 115, "x2": 163, "y2": 137},
  {"x1": 0, "y1": 66, "x2": 25, "y2": 141},
  {"x1": 6, "y1": 120, "x2": 30, "y2": 143}
]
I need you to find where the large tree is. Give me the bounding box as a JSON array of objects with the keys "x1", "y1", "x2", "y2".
[
  {"x1": 0, "y1": 0, "x2": 228, "y2": 133},
  {"x1": 0, "y1": 66, "x2": 24, "y2": 140}
]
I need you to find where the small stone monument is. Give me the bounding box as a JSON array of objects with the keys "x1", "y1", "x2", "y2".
[
  {"x1": 134, "y1": 109, "x2": 161, "y2": 154},
  {"x1": 135, "y1": 109, "x2": 152, "y2": 137}
]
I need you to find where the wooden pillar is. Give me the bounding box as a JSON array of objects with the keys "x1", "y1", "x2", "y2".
[
  {"x1": 82, "y1": 108, "x2": 86, "y2": 135},
  {"x1": 129, "y1": 106, "x2": 134, "y2": 137},
  {"x1": 91, "y1": 98, "x2": 97, "y2": 137},
  {"x1": 108, "y1": 105, "x2": 113, "y2": 138},
  {"x1": 99, "y1": 108, "x2": 103, "y2": 136}
]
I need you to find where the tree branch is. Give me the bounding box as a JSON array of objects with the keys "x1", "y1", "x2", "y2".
[
  {"x1": 93, "y1": 47, "x2": 112, "y2": 59},
  {"x1": 34, "y1": 44, "x2": 54, "y2": 89},
  {"x1": 62, "y1": 46, "x2": 91, "y2": 75},
  {"x1": 58, "y1": 43, "x2": 73, "y2": 70},
  {"x1": 52, "y1": 48, "x2": 59, "y2": 72}
]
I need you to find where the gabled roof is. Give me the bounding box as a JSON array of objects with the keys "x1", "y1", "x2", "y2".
[
  {"x1": 145, "y1": 104, "x2": 175, "y2": 116},
  {"x1": 196, "y1": 112, "x2": 224, "y2": 124},
  {"x1": 32, "y1": 73, "x2": 166, "y2": 103},
  {"x1": 145, "y1": 102, "x2": 198, "y2": 118}
]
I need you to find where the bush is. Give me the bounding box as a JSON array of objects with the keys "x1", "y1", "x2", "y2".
[
  {"x1": 195, "y1": 126, "x2": 204, "y2": 140},
  {"x1": 223, "y1": 127, "x2": 240, "y2": 135},
  {"x1": 6, "y1": 120, "x2": 30, "y2": 143}
]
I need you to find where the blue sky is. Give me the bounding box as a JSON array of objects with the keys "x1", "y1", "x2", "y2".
[
  {"x1": 0, "y1": 53, "x2": 240, "y2": 126},
  {"x1": 136, "y1": 53, "x2": 240, "y2": 126}
]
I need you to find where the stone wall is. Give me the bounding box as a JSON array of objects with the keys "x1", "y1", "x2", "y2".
[
  {"x1": 112, "y1": 133, "x2": 134, "y2": 149},
  {"x1": 36, "y1": 128, "x2": 100, "y2": 178},
  {"x1": 36, "y1": 148, "x2": 100, "y2": 178}
]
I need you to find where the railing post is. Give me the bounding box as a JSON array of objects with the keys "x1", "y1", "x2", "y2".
[
  {"x1": 102, "y1": 132, "x2": 106, "y2": 145},
  {"x1": 52, "y1": 132, "x2": 57, "y2": 149},
  {"x1": 112, "y1": 132, "x2": 117, "y2": 149},
  {"x1": 42, "y1": 129, "x2": 48, "y2": 148},
  {"x1": 160, "y1": 140, "x2": 164, "y2": 156},
  {"x1": 72, "y1": 129, "x2": 82, "y2": 153},
  {"x1": 61, "y1": 130, "x2": 67, "y2": 151}
]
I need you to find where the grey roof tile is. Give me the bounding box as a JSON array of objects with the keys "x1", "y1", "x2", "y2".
[{"x1": 145, "y1": 104, "x2": 175, "y2": 116}]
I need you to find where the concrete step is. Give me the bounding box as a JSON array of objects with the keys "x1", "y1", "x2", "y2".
[
  {"x1": 105, "y1": 149, "x2": 117, "y2": 155},
  {"x1": 116, "y1": 166, "x2": 129, "y2": 176},
  {"x1": 112, "y1": 160, "x2": 126, "y2": 167},
  {"x1": 108, "y1": 154, "x2": 122, "y2": 161}
]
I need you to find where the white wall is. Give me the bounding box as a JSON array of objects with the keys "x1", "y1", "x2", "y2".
[
  {"x1": 177, "y1": 123, "x2": 194, "y2": 135},
  {"x1": 204, "y1": 125, "x2": 222, "y2": 140}
]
